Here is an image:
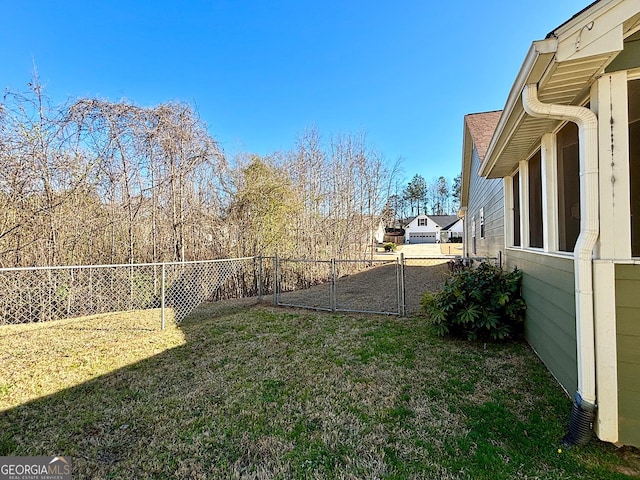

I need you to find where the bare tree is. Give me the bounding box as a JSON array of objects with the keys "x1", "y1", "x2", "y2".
[{"x1": 1, "y1": 76, "x2": 400, "y2": 267}]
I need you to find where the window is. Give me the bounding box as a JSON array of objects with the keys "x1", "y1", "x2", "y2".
[
  {"x1": 529, "y1": 151, "x2": 544, "y2": 248},
  {"x1": 630, "y1": 79, "x2": 640, "y2": 256},
  {"x1": 557, "y1": 122, "x2": 580, "y2": 252},
  {"x1": 418, "y1": 218, "x2": 427, "y2": 227},
  {"x1": 472, "y1": 216, "x2": 477, "y2": 254},
  {"x1": 513, "y1": 172, "x2": 521, "y2": 246},
  {"x1": 480, "y1": 207, "x2": 485, "y2": 239}
]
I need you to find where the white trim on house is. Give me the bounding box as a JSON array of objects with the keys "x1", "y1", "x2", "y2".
[
  {"x1": 503, "y1": 175, "x2": 516, "y2": 248},
  {"x1": 541, "y1": 133, "x2": 559, "y2": 253},
  {"x1": 594, "y1": 71, "x2": 632, "y2": 259},
  {"x1": 518, "y1": 160, "x2": 530, "y2": 249},
  {"x1": 593, "y1": 260, "x2": 619, "y2": 442},
  {"x1": 628, "y1": 67, "x2": 640, "y2": 80}
]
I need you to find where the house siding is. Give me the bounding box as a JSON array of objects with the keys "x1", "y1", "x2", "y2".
[
  {"x1": 465, "y1": 149, "x2": 504, "y2": 258},
  {"x1": 615, "y1": 264, "x2": 640, "y2": 447},
  {"x1": 506, "y1": 249, "x2": 577, "y2": 395}
]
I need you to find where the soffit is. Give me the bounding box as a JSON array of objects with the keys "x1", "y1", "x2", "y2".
[{"x1": 486, "y1": 53, "x2": 613, "y2": 178}]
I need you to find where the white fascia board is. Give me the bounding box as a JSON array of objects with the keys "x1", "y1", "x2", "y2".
[
  {"x1": 557, "y1": 24, "x2": 623, "y2": 62},
  {"x1": 480, "y1": 38, "x2": 557, "y2": 178},
  {"x1": 554, "y1": 0, "x2": 640, "y2": 62}
]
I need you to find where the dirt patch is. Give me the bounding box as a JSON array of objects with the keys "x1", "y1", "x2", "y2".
[{"x1": 277, "y1": 262, "x2": 450, "y2": 315}]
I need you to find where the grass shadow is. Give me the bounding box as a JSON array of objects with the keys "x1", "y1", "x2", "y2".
[{"x1": 1, "y1": 301, "x2": 639, "y2": 479}]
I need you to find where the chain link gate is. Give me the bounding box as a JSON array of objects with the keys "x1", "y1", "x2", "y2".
[{"x1": 274, "y1": 255, "x2": 405, "y2": 316}]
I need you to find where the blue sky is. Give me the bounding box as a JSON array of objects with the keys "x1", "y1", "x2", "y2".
[{"x1": 2, "y1": 0, "x2": 589, "y2": 182}]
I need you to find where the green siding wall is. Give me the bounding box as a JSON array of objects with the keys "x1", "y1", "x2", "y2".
[
  {"x1": 507, "y1": 250, "x2": 577, "y2": 395},
  {"x1": 615, "y1": 264, "x2": 640, "y2": 447}
]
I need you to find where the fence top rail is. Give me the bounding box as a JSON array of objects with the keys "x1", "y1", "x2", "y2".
[
  {"x1": 334, "y1": 259, "x2": 397, "y2": 265},
  {"x1": 402, "y1": 255, "x2": 498, "y2": 260},
  {"x1": 279, "y1": 258, "x2": 397, "y2": 265},
  {"x1": 279, "y1": 258, "x2": 333, "y2": 264},
  {"x1": 449, "y1": 256, "x2": 498, "y2": 261},
  {"x1": 0, "y1": 256, "x2": 258, "y2": 273},
  {"x1": 402, "y1": 256, "x2": 457, "y2": 260}
]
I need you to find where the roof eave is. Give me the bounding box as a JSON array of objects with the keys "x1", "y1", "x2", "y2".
[
  {"x1": 460, "y1": 122, "x2": 474, "y2": 208},
  {"x1": 479, "y1": 38, "x2": 557, "y2": 178},
  {"x1": 480, "y1": 0, "x2": 633, "y2": 179}
]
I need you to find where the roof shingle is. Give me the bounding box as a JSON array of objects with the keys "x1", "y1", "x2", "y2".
[{"x1": 464, "y1": 110, "x2": 502, "y2": 162}]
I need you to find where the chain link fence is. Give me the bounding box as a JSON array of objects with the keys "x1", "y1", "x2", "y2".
[
  {"x1": 0, "y1": 254, "x2": 500, "y2": 327},
  {"x1": 273, "y1": 255, "x2": 500, "y2": 316},
  {"x1": 0, "y1": 257, "x2": 268, "y2": 326},
  {"x1": 274, "y1": 257, "x2": 403, "y2": 315}
]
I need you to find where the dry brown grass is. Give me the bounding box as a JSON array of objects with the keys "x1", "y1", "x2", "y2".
[
  {"x1": 0, "y1": 309, "x2": 184, "y2": 411},
  {"x1": 1, "y1": 302, "x2": 638, "y2": 479}
]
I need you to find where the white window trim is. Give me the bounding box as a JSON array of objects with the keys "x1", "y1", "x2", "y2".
[
  {"x1": 628, "y1": 67, "x2": 640, "y2": 81},
  {"x1": 506, "y1": 135, "x2": 580, "y2": 255},
  {"x1": 519, "y1": 159, "x2": 530, "y2": 249},
  {"x1": 503, "y1": 176, "x2": 516, "y2": 247},
  {"x1": 541, "y1": 133, "x2": 559, "y2": 252}
]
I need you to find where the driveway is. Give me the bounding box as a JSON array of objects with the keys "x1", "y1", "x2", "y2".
[{"x1": 374, "y1": 243, "x2": 463, "y2": 259}]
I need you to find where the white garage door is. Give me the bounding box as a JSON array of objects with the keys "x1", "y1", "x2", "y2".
[{"x1": 408, "y1": 233, "x2": 436, "y2": 244}]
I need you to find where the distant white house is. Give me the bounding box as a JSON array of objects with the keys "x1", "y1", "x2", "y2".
[
  {"x1": 446, "y1": 218, "x2": 464, "y2": 240},
  {"x1": 404, "y1": 215, "x2": 462, "y2": 244},
  {"x1": 373, "y1": 220, "x2": 385, "y2": 244}
]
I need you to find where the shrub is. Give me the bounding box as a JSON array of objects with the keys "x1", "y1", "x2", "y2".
[
  {"x1": 421, "y1": 262, "x2": 526, "y2": 341},
  {"x1": 383, "y1": 242, "x2": 397, "y2": 252}
]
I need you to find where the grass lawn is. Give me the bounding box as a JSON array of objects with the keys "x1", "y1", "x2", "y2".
[{"x1": 1, "y1": 301, "x2": 639, "y2": 479}]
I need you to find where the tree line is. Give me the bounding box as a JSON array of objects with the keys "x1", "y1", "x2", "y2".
[
  {"x1": 382, "y1": 174, "x2": 461, "y2": 228},
  {"x1": 0, "y1": 79, "x2": 398, "y2": 267}
]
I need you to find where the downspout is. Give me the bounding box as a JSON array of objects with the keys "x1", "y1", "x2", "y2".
[{"x1": 522, "y1": 84, "x2": 598, "y2": 446}]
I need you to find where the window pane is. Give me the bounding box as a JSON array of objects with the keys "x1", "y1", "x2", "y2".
[
  {"x1": 529, "y1": 151, "x2": 543, "y2": 248},
  {"x1": 557, "y1": 122, "x2": 580, "y2": 252}
]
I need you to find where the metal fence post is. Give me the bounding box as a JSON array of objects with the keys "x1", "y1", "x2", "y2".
[
  {"x1": 396, "y1": 256, "x2": 401, "y2": 316},
  {"x1": 129, "y1": 264, "x2": 134, "y2": 310},
  {"x1": 273, "y1": 254, "x2": 279, "y2": 306},
  {"x1": 161, "y1": 263, "x2": 166, "y2": 330},
  {"x1": 399, "y1": 253, "x2": 406, "y2": 317},
  {"x1": 330, "y1": 258, "x2": 336, "y2": 312},
  {"x1": 258, "y1": 256, "x2": 263, "y2": 302}
]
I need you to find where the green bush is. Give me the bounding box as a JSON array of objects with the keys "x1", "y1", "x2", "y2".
[
  {"x1": 383, "y1": 242, "x2": 397, "y2": 252},
  {"x1": 421, "y1": 262, "x2": 526, "y2": 341}
]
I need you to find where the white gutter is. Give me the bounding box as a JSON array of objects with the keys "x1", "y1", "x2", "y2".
[{"x1": 522, "y1": 84, "x2": 599, "y2": 407}]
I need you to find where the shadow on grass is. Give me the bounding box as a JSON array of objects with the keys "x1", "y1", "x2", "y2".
[{"x1": 1, "y1": 300, "x2": 639, "y2": 479}]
